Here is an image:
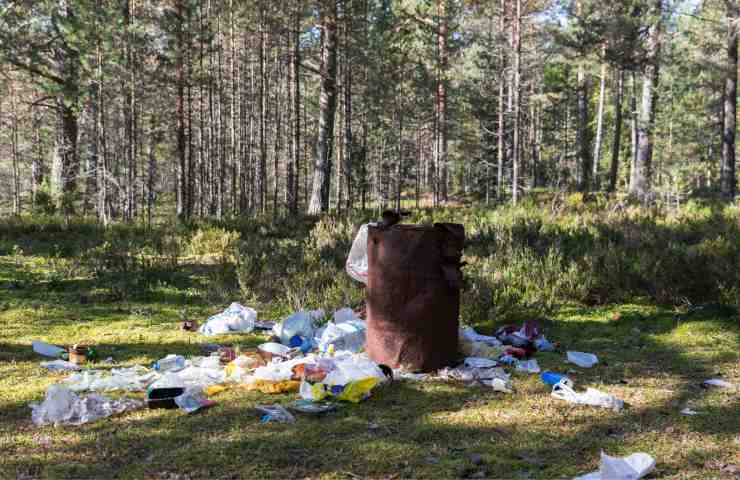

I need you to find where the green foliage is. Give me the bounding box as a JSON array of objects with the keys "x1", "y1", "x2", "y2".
[{"x1": 1, "y1": 198, "x2": 738, "y2": 324}]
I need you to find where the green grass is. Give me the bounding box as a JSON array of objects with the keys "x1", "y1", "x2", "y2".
[
  {"x1": 1, "y1": 255, "x2": 739, "y2": 479},
  {"x1": 1, "y1": 200, "x2": 739, "y2": 478}
]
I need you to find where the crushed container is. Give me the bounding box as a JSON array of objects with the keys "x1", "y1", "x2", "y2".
[{"x1": 365, "y1": 223, "x2": 464, "y2": 372}]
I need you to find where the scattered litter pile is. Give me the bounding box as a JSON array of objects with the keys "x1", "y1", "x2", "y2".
[
  {"x1": 30, "y1": 312, "x2": 630, "y2": 426},
  {"x1": 28, "y1": 226, "x2": 630, "y2": 432},
  {"x1": 29, "y1": 306, "x2": 388, "y2": 426}
]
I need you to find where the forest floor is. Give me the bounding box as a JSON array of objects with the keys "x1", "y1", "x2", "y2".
[
  {"x1": 1, "y1": 256, "x2": 739, "y2": 479},
  {"x1": 1, "y1": 202, "x2": 740, "y2": 479}
]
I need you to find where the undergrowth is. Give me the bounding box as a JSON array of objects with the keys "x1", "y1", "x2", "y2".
[{"x1": 1, "y1": 196, "x2": 738, "y2": 324}]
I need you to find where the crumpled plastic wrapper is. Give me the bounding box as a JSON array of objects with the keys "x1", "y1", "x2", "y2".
[{"x1": 30, "y1": 385, "x2": 143, "y2": 426}]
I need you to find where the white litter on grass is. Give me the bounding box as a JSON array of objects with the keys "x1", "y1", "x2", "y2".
[
  {"x1": 574, "y1": 452, "x2": 655, "y2": 480},
  {"x1": 273, "y1": 310, "x2": 323, "y2": 345},
  {"x1": 703, "y1": 378, "x2": 736, "y2": 389},
  {"x1": 552, "y1": 382, "x2": 624, "y2": 411},
  {"x1": 460, "y1": 326, "x2": 503, "y2": 347},
  {"x1": 198, "y1": 303, "x2": 257, "y2": 336},
  {"x1": 316, "y1": 309, "x2": 366, "y2": 353},
  {"x1": 680, "y1": 407, "x2": 699, "y2": 416},
  {"x1": 30, "y1": 385, "x2": 143, "y2": 427},
  {"x1": 515, "y1": 359, "x2": 541, "y2": 374},
  {"x1": 489, "y1": 377, "x2": 514, "y2": 393},
  {"x1": 64, "y1": 366, "x2": 160, "y2": 392},
  {"x1": 566, "y1": 351, "x2": 599, "y2": 368},
  {"x1": 464, "y1": 357, "x2": 498, "y2": 369},
  {"x1": 41, "y1": 360, "x2": 81, "y2": 372}
]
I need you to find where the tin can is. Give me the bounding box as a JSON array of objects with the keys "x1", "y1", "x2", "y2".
[{"x1": 68, "y1": 344, "x2": 88, "y2": 365}]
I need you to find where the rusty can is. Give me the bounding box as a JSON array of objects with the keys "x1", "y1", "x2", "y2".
[
  {"x1": 365, "y1": 223, "x2": 465, "y2": 372},
  {"x1": 68, "y1": 344, "x2": 89, "y2": 365}
]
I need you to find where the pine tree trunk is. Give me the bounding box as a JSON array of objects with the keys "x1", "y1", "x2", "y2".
[
  {"x1": 308, "y1": 1, "x2": 339, "y2": 214},
  {"x1": 496, "y1": 0, "x2": 505, "y2": 200},
  {"x1": 396, "y1": 109, "x2": 403, "y2": 211},
  {"x1": 721, "y1": 2, "x2": 738, "y2": 200},
  {"x1": 437, "y1": 0, "x2": 449, "y2": 202},
  {"x1": 608, "y1": 69, "x2": 624, "y2": 192},
  {"x1": 511, "y1": 0, "x2": 521, "y2": 205},
  {"x1": 176, "y1": 0, "x2": 187, "y2": 218},
  {"x1": 593, "y1": 60, "x2": 607, "y2": 190},
  {"x1": 343, "y1": 11, "x2": 353, "y2": 213},
  {"x1": 629, "y1": 72, "x2": 638, "y2": 188},
  {"x1": 11, "y1": 91, "x2": 21, "y2": 215},
  {"x1": 96, "y1": 27, "x2": 108, "y2": 225},
  {"x1": 289, "y1": 2, "x2": 301, "y2": 214},
  {"x1": 629, "y1": 0, "x2": 662, "y2": 200},
  {"x1": 32, "y1": 112, "x2": 44, "y2": 207},
  {"x1": 258, "y1": 5, "x2": 267, "y2": 214},
  {"x1": 576, "y1": 64, "x2": 590, "y2": 191}
]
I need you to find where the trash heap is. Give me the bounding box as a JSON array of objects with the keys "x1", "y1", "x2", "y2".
[
  {"x1": 29, "y1": 220, "x2": 630, "y2": 427},
  {"x1": 29, "y1": 306, "x2": 388, "y2": 427},
  {"x1": 30, "y1": 301, "x2": 629, "y2": 428}
]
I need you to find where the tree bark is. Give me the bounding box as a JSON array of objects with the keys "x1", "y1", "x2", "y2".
[
  {"x1": 511, "y1": 0, "x2": 521, "y2": 204},
  {"x1": 308, "y1": 1, "x2": 339, "y2": 214},
  {"x1": 629, "y1": 72, "x2": 638, "y2": 188},
  {"x1": 258, "y1": 3, "x2": 267, "y2": 214},
  {"x1": 343, "y1": 5, "x2": 353, "y2": 213},
  {"x1": 721, "y1": 1, "x2": 738, "y2": 200},
  {"x1": 497, "y1": 0, "x2": 505, "y2": 200},
  {"x1": 593, "y1": 60, "x2": 607, "y2": 190},
  {"x1": 437, "y1": 0, "x2": 449, "y2": 202},
  {"x1": 608, "y1": 69, "x2": 624, "y2": 192},
  {"x1": 175, "y1": 0, "x2": 187, "y2": 218},
  {"x1": 288, "y1": 1, "x2": 301, "y2": 214},
  {"x1": 629, "y1": 0, "x2": 663, "y2": 200},
  {"x1": 576, "y1": 63, "x2": 591, "y2": 191}
]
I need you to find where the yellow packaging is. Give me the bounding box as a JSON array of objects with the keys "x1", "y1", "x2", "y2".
[
  {"x1": 204, "y1": 385, "x2": 229, "y2": 396},
  {"x1": 244, "y1": 380, "x2": 300, "y2": 394}
]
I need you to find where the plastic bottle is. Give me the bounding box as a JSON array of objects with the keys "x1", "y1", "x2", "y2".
[
  {"x1": 541, "y1": 371, "x2": 571, "y2": 386},
  {"x1": 33, "y1": 341, "x2": 67, "y2": 359},
  {"x1": 153, "y1": 354, "x2": 186, "y2": 372}
]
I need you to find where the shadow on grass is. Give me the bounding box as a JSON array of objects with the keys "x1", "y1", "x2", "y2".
[{"x1": 2, "y1": 310, "x2": 739, "y2": 478}]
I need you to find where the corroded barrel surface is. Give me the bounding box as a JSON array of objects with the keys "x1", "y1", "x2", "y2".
[{"x1": 365, "y1": 223, "x2": 464, "y2": 372}]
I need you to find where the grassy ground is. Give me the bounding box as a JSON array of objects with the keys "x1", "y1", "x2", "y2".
[
  {"x1": 2, "y1": 199, "x2": 740, "y2": 479},
  {"x1": 1, "y1": 254, "x2": 739, "y2": 479}
]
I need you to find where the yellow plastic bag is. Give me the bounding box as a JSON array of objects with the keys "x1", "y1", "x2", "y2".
[
  {"x1": 300, "y1": 381, "x2": 330, "y2": 401},
  {"x1": 335, "y1": 378, "x2": 380, "y2": 403},
  {"x1": 245, "y1": 380, "x2": 300, "y2": 394},
  {"x1": 204, "y1": 385, "x2": 230, "y2": 396}
]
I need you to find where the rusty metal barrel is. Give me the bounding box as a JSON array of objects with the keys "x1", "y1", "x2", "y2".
[{"x1": 365, "y1": 223, "x2": 465, "y2": 372}]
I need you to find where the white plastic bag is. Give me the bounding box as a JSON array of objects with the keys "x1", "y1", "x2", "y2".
[
  {"x1": 318, "y1": 311, "x2": 367, "y2": 353},
  {"x1": 256, "y1": 404, "x2": 296, "y2": 423},
  {"x1": 574, "y1": 452, "x2": 655, "y2": 480},
  {"x1": 515, "y1": 359, "x2": 541, "y2": 374},
  {"x1": 346, "y1": 224, "x2": 369, "y2": 284},
  {"x1": 490, "y1": 378, "x2": 514, "y2": 393},
  {"x1": 65, "y1": 366, "x2": 159, "y2": 392},
  {"x1": 460, "y1": 327, "x2": 503, "y2": 347},
  {"x1": 464, "y1": 357, "x2": 498, "y2": 369},
  {"x1": 198, "y1": 303, "x2": 257, "y2": 336},
  {"x1": 41, "y1": 360, "x2": 80, "y2": 372},
  {"x1": 552, "y1": 382, "x2": 624, "y2": 411},
  {"x1": 703, "y1": 378, "x2": 736, "y2": 389},
  {"x1": 567, "y1": 351, "x2": 599, "y2": 368},
  {"x1": 274, "y1": 310, "x2": 320, "y2": 345},
  {"x1": 322, "y1": 353, "x2": 385, "y2": 386},
  {"x1": 30, "y1": 385, "x2": 143, "y2": 426}
]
